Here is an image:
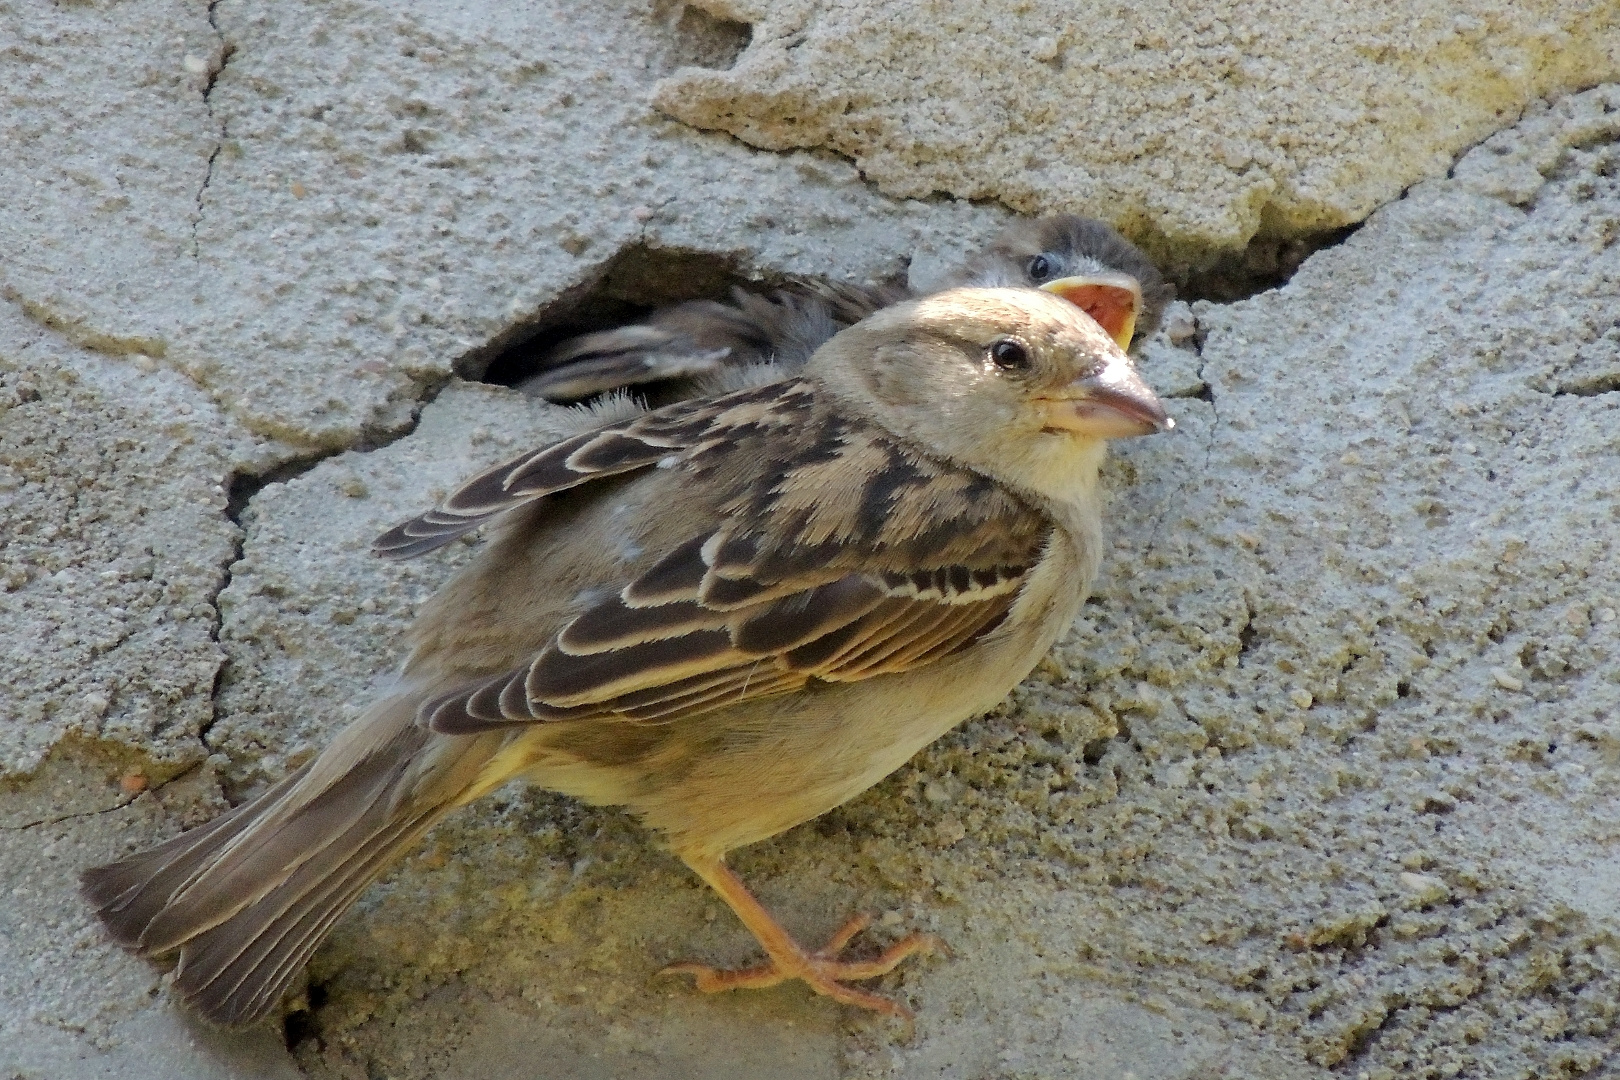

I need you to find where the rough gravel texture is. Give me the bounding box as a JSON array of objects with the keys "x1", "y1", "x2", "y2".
[
  {"x1": 657, "y1": 0, "x2": 1620, "y2": 269},
  {"x1": 0, "y1": 312, "x2": 244, "y2": 786},
  {"x1": 2, "y1": 0, "x2": 1618, "y2": 1076},
  {"x1": 2, "y1": 0, "x2": 1003, "y2": 453}
]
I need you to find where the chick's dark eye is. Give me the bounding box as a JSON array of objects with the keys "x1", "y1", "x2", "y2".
[
  {"x1": 989, "y1": 338, "x2": 1030, "y2": 370},
  {"x1": 1027, "y1": 254, "x2": 1053, "y2": 282}
]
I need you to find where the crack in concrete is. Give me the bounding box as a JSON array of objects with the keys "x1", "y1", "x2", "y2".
[
  {"x1": 192, "y1": 141, "x2": 225, "y2": 260},
  {"x1": 1191, "y1": 322, "x2": 1220, "y2": 481},
  {"x1": 3, "y1": 286, "x2": 169, "y2": 359},
  {"x1": 198, "y1": 502, "x2": 248, "y2": 750},
  {"x1": 192, "y1": 341, "x2": 472, "y2": 740},
  {"x1": 1, "y1": 759, "x2": 208, "y2": 832},
  {"x1": 1142, "y1": 318, "x2": 1218, "y2": 554},
  {"x1": 191, "y1": 0, "x2": 236, "y2": 259},
  {"x1": 196, "y1": 379, "x2": 456, "y2": 754},
  {"x1": 198, "y1": 448, "x2": 360, "y2": 751},
  {"x1": 1138, "y1": 329, "x2": 1210, "y2": 556}
]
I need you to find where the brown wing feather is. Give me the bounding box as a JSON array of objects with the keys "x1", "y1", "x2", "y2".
[
  {"x1": 373, "y1": 381, "x2": 811, "y2": 559},
  {"x1": 421, "y1": 571, "x2": 1023, "y2": 735},
  {"x1": 727, "y1": 280, "x2": 907, "y2": 373},
  {"x1": 517, "y1": 347, "x2": 732, "y2": 402},
  {"x1": 794, "y1": 278, "x2": 910, "y2": 329},
  {"x1": 420, "y1": 434, "x2": 1044, "y2": 734},
  {"x1": 393, "y1": 375, "x2": 1049, "y2": 736},
  {"x1": 520, "y1": 300, "x2": 774, "y2": 402},
  {"x1": 520, "y1": 283, "x2": 908, "y2": 403}
]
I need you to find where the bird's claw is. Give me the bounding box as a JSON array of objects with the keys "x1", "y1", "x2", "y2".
[{"x1": 660, "y1": 913, "x2": 942, "y2": 1018}]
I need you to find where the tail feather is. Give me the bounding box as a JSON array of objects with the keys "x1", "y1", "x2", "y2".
[
  {"x1": 168, "y1": 770, "x2": 426, "y2": 993},
  {"x1": 238, "y1": 813, "x2": 441, "y2": 1024},
  {"x1": 139, "y1": 725, "x2": 420, "y2": 955},
  {"x1": 80, "y1": 697, "x2": 505, "y2": 1027},
  {"x1": 177, "y1": 808, "x2": 441, "y2": 1026},
  {"x1": 83, "y1": 764, "x2": 313, "y2": 944}
]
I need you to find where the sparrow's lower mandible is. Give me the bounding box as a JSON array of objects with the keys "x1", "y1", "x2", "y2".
[{"x1": 83, "y1": 286, "x2": 1172, "y2": 1026}]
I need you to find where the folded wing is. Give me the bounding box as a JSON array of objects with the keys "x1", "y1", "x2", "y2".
[
  {"x1": 420, "y1": 433, "x2": 1048, "y2": 732},
  {"x1": 372, "y1": 381, "x2": 814, "y2": 559}
]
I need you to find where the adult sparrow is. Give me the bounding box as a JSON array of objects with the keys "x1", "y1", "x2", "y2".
[{"x1": 83, "y1": 287, "x2": 1171, "y2": 1025}]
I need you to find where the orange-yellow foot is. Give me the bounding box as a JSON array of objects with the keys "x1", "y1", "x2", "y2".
[
  {"x1": 664, "y1": 855, "x2": 944, "y2": 1018},
  {"x1": 661, "y1": 911, "x2": 942, "y2": 1017}
]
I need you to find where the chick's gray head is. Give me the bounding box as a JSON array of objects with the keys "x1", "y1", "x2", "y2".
[{"x1": 951, "y1": 215, "x2": 1175, "y2": 352}]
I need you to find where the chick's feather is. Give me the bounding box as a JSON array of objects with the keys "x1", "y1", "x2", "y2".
[{"x1": 514, "y1": 215, "x2": 1166, "y2": 403}]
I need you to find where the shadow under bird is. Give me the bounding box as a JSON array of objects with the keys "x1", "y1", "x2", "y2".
[
  {"x1": 518, "y1": 214, "x2": 1173, "y2": 402},
  {"x1": 83, "y1": 286, "x2": 1172, "y2": 1026}
]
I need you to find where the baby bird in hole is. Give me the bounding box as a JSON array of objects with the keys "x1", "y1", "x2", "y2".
[
  {"x1": 517, "y1": 214, "x2": 1174, "y2": 403},
  {"x1": 83, "y1": 286, "x2": 1172, "y2": 1026}
]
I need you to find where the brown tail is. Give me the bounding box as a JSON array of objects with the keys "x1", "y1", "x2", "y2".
[{"x1": 81, "y1": 697, "x2": 505, "y2": 1027}]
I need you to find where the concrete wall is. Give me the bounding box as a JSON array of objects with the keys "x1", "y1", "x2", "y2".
[{"x1": 2, "y1": 2, "x2": 1617, "y2": 1077}]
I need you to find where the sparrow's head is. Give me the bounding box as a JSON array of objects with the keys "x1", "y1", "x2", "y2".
[
  {"x1": 952, "y1": 215, "x2": 1175, "y2": 352},
  {"x1": 808, "y1": 287, "x2": 1170, "y2": 499}
]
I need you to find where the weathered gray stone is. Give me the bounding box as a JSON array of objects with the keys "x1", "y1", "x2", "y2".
[
  {"x1": 0, "y1": 312, "x2": 244, "y2": 786},
  {"x1": 3, "y1": 0, "x2": 1618, "y2": 1075},
  {"x1": 657, "y1": 0, "x2": 1620, "y2": 267},
  {"x1": 1, "y1": 0, "x2": 1003, "y2": 453}
]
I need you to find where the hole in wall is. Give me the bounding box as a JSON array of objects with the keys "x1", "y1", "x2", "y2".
[
  {"x1": 474, "y1": 212, "x2": 1367, "y2": 403},
  {"x1": 225, "y1": 456, "x2": 335, "y2": 523},
  {"x1": 476, "y1": 244, "x2": 778, "y2": 391},
  {"x1": 657, "y1": 1, "x2": 752, "y2": 70},
  {"x1": 1179, "y1": 222, "x2": 1363, "y2": 304},
  {"x1": 281, "y1": 979, "x2": 328, "y2": 1052}
]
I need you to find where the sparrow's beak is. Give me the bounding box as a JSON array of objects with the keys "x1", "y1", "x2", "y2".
[
  {"x1": 1039, "y1": 352, "x2": 1172, "y2": 439},
  {"x1": 1040, "y1": 273, "x2": 1143, "y2": 350}
]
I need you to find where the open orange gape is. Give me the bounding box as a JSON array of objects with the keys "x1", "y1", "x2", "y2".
[{"x1": 1039, "y1": 273, "x2": 1144, "y2": 350}]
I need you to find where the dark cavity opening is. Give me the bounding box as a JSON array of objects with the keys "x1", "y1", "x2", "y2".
[
  {"x1": 281, "y1": 979, "x2": 328, "y2": 1052},
  {"x1": 476, "y1": 244, "x2": 775, "y2": 391},
  {"x1": 1180, "y1": 222, "x2": 1363, "y2": 304},
  {"x1": 659, "y1": 1, "x2": 753, "y2": 70}
]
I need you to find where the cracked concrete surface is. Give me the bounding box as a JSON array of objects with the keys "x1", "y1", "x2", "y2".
[
  {"x1": 0, "y1": 310, "x2": 245, "y2": 784},
  {"x1": 3, "y1": 0, "x2": 1619, "y2": 1076},
  {"x1": 191, "y1": 0, "x2": 237, "y2": 257},
  {"x1": 657, "y1": 0, "x2": 1620, "y2": 270},
  {"x1": 2, "y1": 0, "x2": 1004, "y2": 454}
]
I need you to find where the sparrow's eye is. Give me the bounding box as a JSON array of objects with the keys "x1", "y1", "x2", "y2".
[
  {"x1": 988, "y1": 338, "x2": 1031, "y2": 371},
  {"x1": 1027, "y1": 254, "x2": 1054, "y2": 282}
]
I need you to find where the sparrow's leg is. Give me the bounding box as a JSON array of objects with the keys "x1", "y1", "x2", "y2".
[{"x1": 660, "y1": 855, "x2": 942, "y2": 1018}]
